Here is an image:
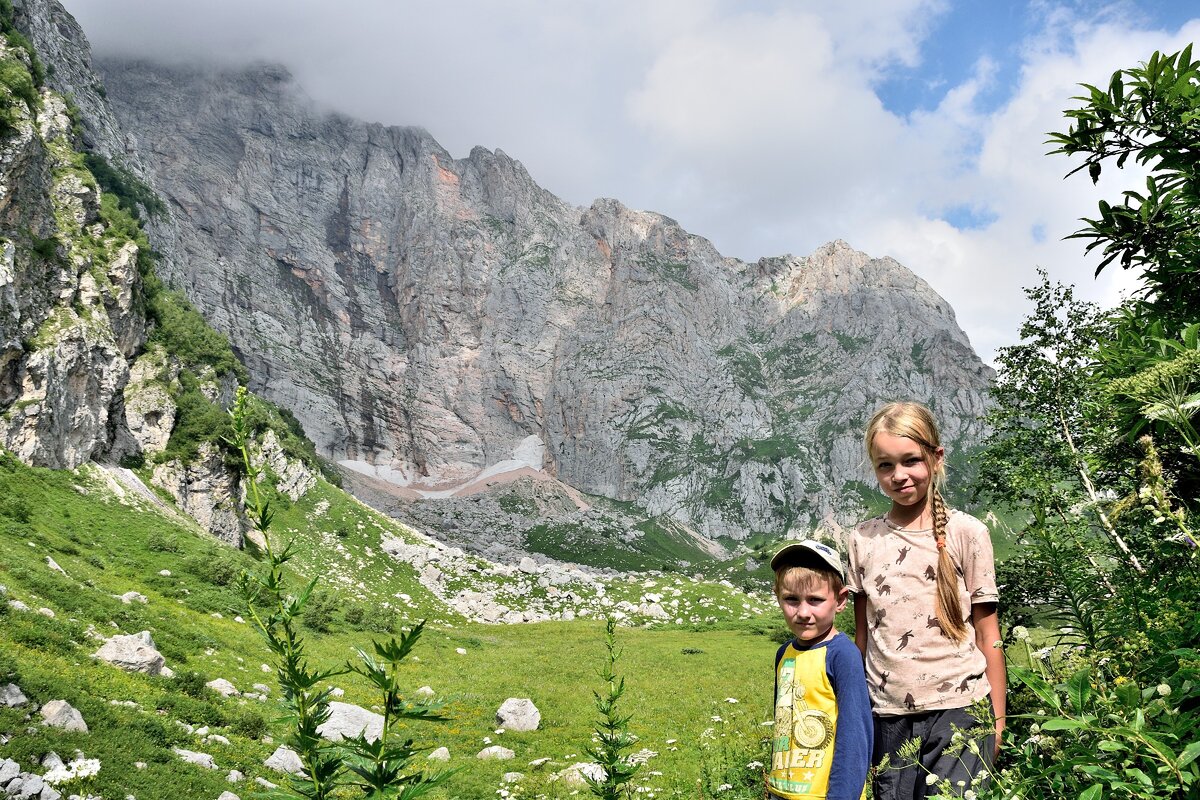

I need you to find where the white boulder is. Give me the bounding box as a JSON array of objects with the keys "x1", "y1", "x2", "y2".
[
  {"x1": 496, "y1": 697, "x2": 540, "y2": 732},
  {"x1": 317, "y1": 701, "x2": 384, "y2": 743},
  {"x1": 40, "y1": 700, "x2": 87, "y2": 732},
  {"x1": 264, "y1": 745, "x2": 305, "y2": 775},
  {"x1": 93, "y1": 631, "x2": 166, "y2": 675},
  {"x1": 476, "y1": 746, "x2": 515, "y2": 760}
]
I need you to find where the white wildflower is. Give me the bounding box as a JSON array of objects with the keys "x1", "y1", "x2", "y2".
[
  {"x1": 1157, "y1": 683, "x2": 1172, "y2": 697},
  {"x1": 926, "y1": 773, "x2": 940, "y2": 785},
  {"x1": 1011, "y1": 626, "x2": 1029, "y2": 641}
]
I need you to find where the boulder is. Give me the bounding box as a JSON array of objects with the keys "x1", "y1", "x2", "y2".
[
  {"x1": 427, "y1": 747, "x2": 450, "y2": 762},
  {"x1": 40, "y1": 700, "x2": 87, "y2": 732},
  {"x1": 496, "y1": 697, "x2": 540, "y2": 732},
  {"x1": 555, "y1": 762, "x2": 605, "y2": 787},
  {"x1": 264, "y1": 745, "x2": 305, "y2": 775},
  {"x1": 476, "y1": 746, "x2": 515, "y2": 760},
  {"x1": 316, "y1": 701, "x2": 384, "y2": 743},
  {"x1": 173, "y1": 748, "x2": 217, "y2": 769},
  {"x1": 205, "y1": 678, "x2": 239, "y2": 697},
  {"x1": 117, "y1": 591, "x2": 148, "y2": 605},
  {"x1": 217, "y1": 793, "x2": 240, "y2": 800},
  {"x1": 0, "y1": 683, "x2": 27, "y2": 708},
  {"x1": 93, "y1": 631, "x2": 165, "y2": 675}
]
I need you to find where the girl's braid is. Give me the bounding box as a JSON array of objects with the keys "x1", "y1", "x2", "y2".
[{"x1": 931, "y1": 482, "x2": 967, "y2": 642}]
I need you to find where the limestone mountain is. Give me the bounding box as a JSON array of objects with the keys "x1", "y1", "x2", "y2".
[{"x1": 90, "y1": 58, "x2": 992, "y2": 543}]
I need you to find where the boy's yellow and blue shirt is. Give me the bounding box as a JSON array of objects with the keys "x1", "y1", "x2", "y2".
[{"x1": 769, "y1": 632, "x2": 871, "y2": 800}]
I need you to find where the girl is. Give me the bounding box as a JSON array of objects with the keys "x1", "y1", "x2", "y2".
[{"x1": 848, "y1": 402, "x2": 1005, "y2": 800}]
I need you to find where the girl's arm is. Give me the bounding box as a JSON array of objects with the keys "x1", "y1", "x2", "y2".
[
  {"x1": 972, "y1": 602, "x2": 1005, "y2": 758},
  {"x1": 853, "y1": 593, "x2": 868, "y2": 657}
]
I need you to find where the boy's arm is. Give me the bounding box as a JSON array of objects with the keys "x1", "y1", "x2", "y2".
[
  {"x1": 973, "y1": 602, "x2": 1005, "y2": 758},
  {"x1": 827, "y1": 637, "x2": 872, "y2": 800}
]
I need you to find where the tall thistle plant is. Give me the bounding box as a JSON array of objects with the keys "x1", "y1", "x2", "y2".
[
  {"x1": 229, "y1": 387, "x2": 452, "y2": 799},
  {"x1": 584, "y1": 619, "x2": 641, "y2": 800}
]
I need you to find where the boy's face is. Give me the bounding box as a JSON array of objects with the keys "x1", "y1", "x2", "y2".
[{"x1": 775, "y1": 572, "x2": 848, "y2": 645}]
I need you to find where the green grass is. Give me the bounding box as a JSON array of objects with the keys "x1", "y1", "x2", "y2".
[{"x1": 0, "y1": 451, "x2": 786, "y2": 799}]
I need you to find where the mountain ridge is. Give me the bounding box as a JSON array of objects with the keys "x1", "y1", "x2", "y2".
[{"x1": 87, "y1": 55, "x2": 992, "y2": 542}]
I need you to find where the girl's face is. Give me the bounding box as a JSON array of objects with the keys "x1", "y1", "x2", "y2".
[{"x1": 870, "y1": 431, "x2": 943, "y2": 509}]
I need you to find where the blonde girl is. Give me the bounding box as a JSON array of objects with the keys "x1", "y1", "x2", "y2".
[{"x1": 848, "y1": 402, "x2": 1005, "y2": 800}]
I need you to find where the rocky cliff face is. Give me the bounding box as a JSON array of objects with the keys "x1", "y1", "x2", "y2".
[
  {"x1": 0, "y1": 1, "x2": 321, "y2": 546},
  {"x1": 95, "y1": 59, "x2": 993, "y2": 540}
]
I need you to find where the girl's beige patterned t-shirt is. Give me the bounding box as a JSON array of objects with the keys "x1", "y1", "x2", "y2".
[{"x1": 847, "y1": 510, "x2": 998, "y2": 715}]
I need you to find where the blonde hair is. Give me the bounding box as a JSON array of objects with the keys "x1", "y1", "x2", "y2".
[
  {"x1": 865, "y1": 401, "x2": 967, "y2": 643},
  {"x1": 773, "y1": 564, "x2": 845, "y2": 598}
]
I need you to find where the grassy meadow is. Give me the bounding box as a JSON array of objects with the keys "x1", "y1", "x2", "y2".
[{"x1": 0, "y1": 452, "x2": 790, "y2": 800}]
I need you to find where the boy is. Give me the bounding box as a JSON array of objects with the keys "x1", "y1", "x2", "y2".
[{"x1": 769, "y1": 540, "x2": 872, "y2": 800}]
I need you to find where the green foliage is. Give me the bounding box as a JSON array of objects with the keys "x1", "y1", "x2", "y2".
[
  {"x1": 978, "y1": 661, "x2": 1200, "y2": 800},
  {"x1": 158, "y1": 370, "x2": 233, "y2": 464},
  {"x1": 1047, "y1": 45, "x2": 1200, "y2": 327},
  {"x1": 971, "y1": 46, "x2": 1200, "y2": 800},
  {"x1": 584, "y1": 619, "x2": 641, "y2": 800},
  {"x1": 165, "y1": 669, "x2": 212, "y2": 699},
  {"x1": 84, "y1": 153, "x2": 166, "y2": 220},
  {"x1": 0, "y1": 54, "x2": 36, "y2": 135},
  {"x1": 148, "y1": 290, "x2": 246, "y2": 381}
]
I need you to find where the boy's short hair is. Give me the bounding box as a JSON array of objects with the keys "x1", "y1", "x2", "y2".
[
  {"x1": 773, "y1": 564, "x2": 846, "y2": 596},
  {"x1": 770, "y1": 540, "x2": 847, "y2": 596}
]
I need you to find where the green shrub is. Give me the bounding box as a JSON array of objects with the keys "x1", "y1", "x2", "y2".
[
  {"x1": 146, "y1": 530, "x2": 180, "y2": 553},
  {"x1": 83, "y1": 153, "x2": 166, "y2": 220},
  {"x1": 302, "y1": 590, "x2": 339, "y2": 633},
  {"x1": 157, "y1": 692, "x2": 226, "y2": 727},
  {"x1": 184, "y1": 549, "x2": 240, "y2": 587},
  {"x1": 166, "y1": 669, "x2": 211, "y2": 699},
  {"x1": 148, "y1": 291, "x2": 246, "y2": 382},
  {"x1": 229, "y1": 708, "x2": 267, "y2": 740},
  {"x1": 129, "y1": 714, "x2": 184, "y2": 748},
  {"x1": 0, "y1": 494, "x2": 31, "y2": 522}
]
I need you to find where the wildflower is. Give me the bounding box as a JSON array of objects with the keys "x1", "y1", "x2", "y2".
[
  {"x1": 746, "y1": 760, "x2": 764, "y2": 770},
  {"x1": 716, "y1": 784, "x2": 733, "y2": 792},
  {"x1": 965, "y1": 791, "x2": 977, "y2": 800},
  {"x1": 43, "y1": 757, "x2": 102, "y2": 786},
  {"x1": 926, "y1": 773, "x2": 940, "y2": 785},
  {"x1": 1033, "y1": 647, "x2": 1053, "y2": 660},
  {"x1": 1114, "y1": 676, "x2": 1128, "y2": 686},
  {"x1": 1011, "y1": 626, "x2": 1029, "y2": 641},
  {"x1": 1157, "y1": 683, "x2": 1172, "y2": 697}
]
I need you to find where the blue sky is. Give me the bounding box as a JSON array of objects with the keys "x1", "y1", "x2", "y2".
[
  {"x1": 65, "y1": 0, "x2": 1200, "y2": 363},
  {"x1": 879, "y1": 1, "x2": 1193, "y2": 115}
]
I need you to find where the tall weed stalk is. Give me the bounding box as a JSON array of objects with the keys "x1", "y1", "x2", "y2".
[
  {"x1": 229, "y1": 387, "x2": 451, "y2": 798},
  {"x1": 584, "y1": 619, "x2": 641, "y2": 800}
]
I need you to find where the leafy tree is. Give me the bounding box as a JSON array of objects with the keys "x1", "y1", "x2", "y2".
[{"x1": 1047, "y1": 45, "x2": 1200, "y2": 326}]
